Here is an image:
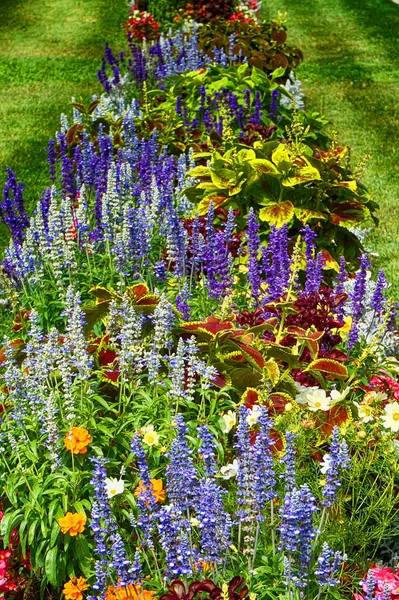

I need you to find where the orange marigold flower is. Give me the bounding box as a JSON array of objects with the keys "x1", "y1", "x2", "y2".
[
  {"x1": 105, "y1": 584, "x2": 156, "y2": 600},
  {"x1": 62, "y1": 576, "x2": 90, "y2": 600},
  {"x1": 134, "y1": 479, "x2": 165, "y2": 503},
  {"x1": 58, "y1": 512, "x2": 87, "y2": 536},
  {"x1": 64, "y1": 427, "x2": 92, "y2": 454}
]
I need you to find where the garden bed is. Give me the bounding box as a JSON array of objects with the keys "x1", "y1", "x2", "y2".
[{"x1": 0, "y1": 1, "x2": 398, "y2": 599}]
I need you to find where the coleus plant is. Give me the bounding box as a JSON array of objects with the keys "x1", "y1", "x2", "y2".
[
  {"x1": 197, "y1": 17, "x2": 303, "y2": 75},
  {"x1": 185, "y1": 134, "x2": 378, "y2": 267}
]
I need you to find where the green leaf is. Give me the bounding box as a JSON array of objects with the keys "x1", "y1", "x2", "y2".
[
  {"x1": 271, "y1": 66, "x2": 287, "y2": 80},
  {"x1": 45, "y1": 546, "x2": 59, "y2": 588},
  {"x1": 1, "y1": 511, "x2": 24, "y2": 546}
]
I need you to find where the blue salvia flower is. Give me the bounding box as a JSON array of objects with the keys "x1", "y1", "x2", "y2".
[
  {"x1": 253, "y1": 407, "x2": 277, "y2": 513},
  {"x1": 197, "y1": 424, "x2": 217, "y2": 477},
  {"x1": 130, "y1": 434, "x2": 159, "y2": 548},
  {"x1": 296, "y1": 486, "x2": 319, "y2": 588},
  {"x1": 195, "y1": 478, "x2": 232, "y2": 565},
  {"x1": 278, "y1": 484, "x2": 318, "y2": 588},
  {"x1": 185, "y1": 336, "x2": 218, "y2": 401},
  {"x1": 301, "y1": 225, "x2": 325, "y2": 294},
  {"x1": 168, "y1": 338, "x2": 186, "y2": 399},
  {"x1": 315, "y1": 542, "x2": 343, "y2": 587},
  {"x1": 321, "y1": 427, "x2": 350, "y2": 508},
  {"x1": 281, "y1": 432, "x2": 297, "y2": 492},
  {"x1": 247, "y1": 208, "x2": 261, "y2": 299},
  {"x1": 335, "y1": 256, "x2": 347, "y2": 322},
  {"x1": 43, "y1": 391, "x2": 61, "y2": 471},
  {"x1": 157, "y1": 505, "x2": 193, "y2": 579},
  {"x1": 89, "y1": 457, "x2": 118, "y2": 594},
  {"x1": 348, "y1": 253, "x2": 370, "y2": 347},
  {"x1": 166, "y1": 414, "x2": 198, "y2": 511},
  {"x1": 235, "y1": 405, "x2": 257, "y2": 526},
  {"x1": 62, "y1": 286, "x2": 93, "y2": 379},
  {"x1": 362, "y1": 570, "x2": 376, "y2": 600}
]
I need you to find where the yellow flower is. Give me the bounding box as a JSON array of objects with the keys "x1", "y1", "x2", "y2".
[
  {"x1": 339, "y1": 316, "x2": 352, "y2": 338},
  {"x1": 58, "y1": 512, "x2": 86, "y2": 536},
  {"x1": 64, "y1": 427, "x2": 92, "y2": 454},
  {"x1": 62, "y1": 576, "x2": 89, "y2": 600},
  {"x1": 141, "y1": 425, "x2": 160, "y2": 447}
]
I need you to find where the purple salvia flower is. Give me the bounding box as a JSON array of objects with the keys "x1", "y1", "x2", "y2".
[
  {"x1": 1, "y1": 168, "x2": 29, "y2": 246},
  {"x1": 46, "y1": 139, "x2": 57, "y2": 182},
  {"x1": 247, "y1": 208, "x2": 261, "y2": 299},
  {"x1": 371, "y1": 269, "x2": 388, "y2": 314},
  {"x1": 269, "y1": 89, "x2": 280, "y2": 119}
]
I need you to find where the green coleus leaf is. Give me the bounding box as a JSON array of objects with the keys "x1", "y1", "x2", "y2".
[
  {"x1": 197, "y1": 193, "x2": 229, "y2": 215},
  {"x1": 294, "y1": 207, "x2": 326, "y2": 223},
  {"x1": 283, "y1": 165, "x2": 321, "y2": 186},
  {"x1": 210, "y1": 168, "x2": 237, "y2": 188},
  {"x1": 188, "y1": 166, "x2": 212, "y2": 178},
  {"x1": 250, "y1": 159, "x2": 280, "y2": 175},
  {"x1": 259, "y1": 200, "x2": 295, "y2": 226}
]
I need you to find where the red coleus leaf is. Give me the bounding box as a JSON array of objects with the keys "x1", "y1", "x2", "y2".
[
  {"x1": 319, "y1": 405, "x2": 349, "y2": 436},
  {"x1": 268, "y1": 392, "x2": 293, "y2": 413},
  {"x1": 242, "y1": 388, "x2": 260, "y2": 408},
  {"x1": 305, "y1": 358, "x2": 348, "y2": 379},
  {"x1": 234, "y1": 340, "x2": 265, "y2": 369},
  {"x1": 181, "y1": 316, "x2": 235, "y2": 337},
  {"x1": 101, "y1": 370, "x2": 120, "y2": 384},
  {"x1": 126, "y1": 282, "x2": 159, "y2": 305}
]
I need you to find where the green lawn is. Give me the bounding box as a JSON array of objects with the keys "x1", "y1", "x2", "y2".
[
  {"x1": 0, "y1": 0, "x2": 127, "y2": 248},
  {"x1": 263, "y1": 0, "x2": 399, "y2": 294}
]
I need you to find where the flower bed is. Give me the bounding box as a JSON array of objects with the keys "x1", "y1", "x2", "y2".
[{"x1": 0, "y1": 1, "x2": 398, "y2": 599}]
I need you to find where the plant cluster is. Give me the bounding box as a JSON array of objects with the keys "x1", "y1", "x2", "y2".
[{"x1": 0, "y1": 1, "x2": 397, "y2": 600}]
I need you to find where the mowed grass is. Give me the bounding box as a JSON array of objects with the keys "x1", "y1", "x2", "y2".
[
  {"x1": 263, "y1": 0, "x2": 399, "y2": 294},
  {"x1": 0, "y1": 0, "x2": 127, "y2": 249}
]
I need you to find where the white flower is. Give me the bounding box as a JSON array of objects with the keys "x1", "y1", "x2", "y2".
[
  {"x1": 222, "y1": 410, "x2": 237, "y2": 433},
  {"x1": 246, "y1": 405, "x2": 262, "y2": 426},
  {"x1": 330, "y1": 387, "x2": 350, "y2": 403},
  {"x1": 105, "y1": 477, "x2": 124, "y2": 499},
  {"x1": 305, "y1": 388, "x2": 331, "y2": 412},
  {"x1": 295, "y1": 384, "x2": 319, "y2": 405},
  {"x1": 381, "y1": 402, "x2": 399, "y2": 432},
  {"x1": 320, "y1": 453, "x2": 332, "y2": 474},
  {"x1": 219, "y1": 459, "x2": 239, "y2": 479},
  {"x1": 353, "y1": 401, "x2": 374, "y2": 423}
]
